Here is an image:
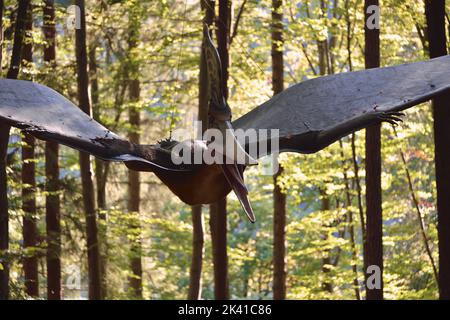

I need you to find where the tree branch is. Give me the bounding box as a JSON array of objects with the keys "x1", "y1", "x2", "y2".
[
  {"x1": 351, "y1": 133, "x2": 366, "y2": 238},
  {"x1": 288, "y1": 6, "x2": 318, "y2": 76},
  {"x1": 392, "y1": 126, "x2": 439, "y2": 286},
  {"x1": 230, "y1": 0, "x2": 247, "y2": 45}
]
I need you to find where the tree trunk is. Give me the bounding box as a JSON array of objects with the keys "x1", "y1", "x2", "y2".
[
  {"x1": 339, "y1": 139, "x2": 361, "y2": 300},
  {"x1": 320, "y1": 191, "x2": 333, "y2": 293},
  {"x1": 273, "y1": 167, "x2": 287, "y2": 299},
  {"x1": 21, "y1": 3, "x2": 39, "y2": 298},
  {"x1": 89, "y1": 44, "x2": 106, "y2": 211},
  {"x1": 7, "y1": 0, "x2": 30, "y2": 80},
  {"x1": 1, "y1": 0, "x2": 31, "y2": 300},
  {"x1": 198, "y1": 0, "x2": 214, "y2": 130},
  {"x1": 316, "y1": 1, "x2": 334, "y2": 297},
  {"x1": 0, "y1": 124, "x2": 8, "y2": 301},
  {"x1": 425, "y1": 0, "x2": 450, "y2": 300},
  {"x1": 75, "y1": 0, "x2": 102, "y2": 300},
  {"x1": 126, "y1": 8, "x2": 143, "y2": 298},
  {"x1": 88, "y1": 40, "x2": 108, "y2": 299},
  {"x1": 209, "y1": 0, "x2": 231, "y2": 300},
  {"x1": 217, "y1": 0, "x2": 231, "y2": 96},
  {"x1": 187, "y1": 0, "x2": 215, "y2": 300},
  {"x1": 188, "y1": 205, "x2": 204, "y2": 299},
  {"x1": 348, "y1": 15, "x2": 365, "y2": 284},
  {"x1": 43, "y1": 0, "x2": 61, "y2": 300},
  {"x1": 22, "y1": 136, "x2": 39, "y2": 297},
  {"x1": 347, "y1": 198, "x2": 361, "y2": 299},
  {"x1": 0, "y1": 0, "x2": 8, "y2": 301},
  {"x1": 392, "y1": 127, "x2": 439, "y2": 285},
  {"x1": 363, "y1": 0, "x2": 383, "y2": 301},
  {"x1": 210, "y1": 198, "x2": 229, "y2": 299},
  {"x1": 271, "y1": 0, "x2": 286, "y2": 301},
  {"x1": 127, "y1": 79, "x2": 143, "y2": 299}
]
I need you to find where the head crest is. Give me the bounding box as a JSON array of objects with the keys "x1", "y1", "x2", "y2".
[{"x1": 202, "y1": 24, "x2": 224, "y2": 107}]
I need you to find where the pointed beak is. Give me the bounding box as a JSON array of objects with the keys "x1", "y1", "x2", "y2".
[{"x1": 220, "y1": 163, "x2": 256, "y2": 223}]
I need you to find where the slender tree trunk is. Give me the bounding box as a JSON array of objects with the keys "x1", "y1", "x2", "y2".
[
  {"x1": 392, "y1": 128, "x2": 439, "y2": 285},
  {"x1": 347, "y1": 16, "x2": 364, "y2": 295},
  {"x1": 0, "y1": 123, "x2": 8, "y2": 301},
  {"x1": 273, "y1": 166, "x2": 287, "y2": 299},
  {"x1": 126, "y1": 10, "x2": 143, "y2": 297},
  {"x1": 317, "y1": 0, "x2": 327, "y2": 74},
  {"x1": 88, "y1": 41, "x2": 106, "y2": 212},
  {"x1": 0, "y1": 0, "x2": 8, "y2": 301},
  {"x1": 320, "y1": 191, "x2": 333, "y2": 293},
  {"x1": 209, "y1": 0, "x2": 230, "y2": 300},
  {"x1": 88, "y1": 41, "x2": 108, "y2": 298},
  {"x1": 1, "y1": 0, "x2": 31, "y2": 300},
  {"x1": 188, "y1": 0, "x2": 214, "y2": 300},
  {"x1": 22, "y1": 137, "x2": 39, "y2": 298},
  {"x1": 348, "y1": 200, "x2": 361, "y2": 299},
  {"x1": 188, "y1": 205, "x2": 204, "y2": 299},
  {"x1": 210, "y1": 198, "x2": 229, "y2": 299},
  {"x1": 45, "y1": 139, "x2": 61, "y2": 300},
  {"x1": 7, "y1": 0, "x2": 30, "y2": 80},
  {"x1": 75, "y1": 0, "x2": 102, "y2": 300},
  {"x1": 89, "y1": 44, "x2": 106, "y2": 211},
  {"x1": 425, "y1": 0, "x2": 450, "y2": 300},
  {"x1": 217, "y1": 0, "x2": 231, "y2": 95},
  {"x1": 271, "y1": 0, "x2": 286, "y2": 301},
  {"x1": 339, "y1": 140, "x2": 361, "y2": 300},
  {"x1": 21, "y1": 4, "x2": 39, "y2": 297},
  {"x1": 43, "y1": 0, "x2": 60, "y2": 300},
  {"x1": 316, "y1": 3, "x2": 334, "y2": 296},
  {"x1": 351, "y1": 135, "x2": 366, "y2": 237},
  {"x1": 363, "y1": 0, "x2": 383, "y2": 300},
  {"x1": 127, "y1": 79, "x2": 143, "y2": 299}
]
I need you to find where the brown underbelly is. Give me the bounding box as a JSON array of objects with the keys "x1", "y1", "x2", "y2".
[{"x1": 153, "y1": 164, "x2": 232, "y2": 205}]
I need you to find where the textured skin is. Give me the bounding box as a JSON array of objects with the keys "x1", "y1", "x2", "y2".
[
  {"x1": 0, "y1": 79, "x2": 119, "y2": 153},
  {"x1": 233, "y1": 55, "x2": 450, "y2": 154},
  {"x1": 2, "y1": 56, "x2": 450, "y2": 206},
  {"x1": 0, "y1": 79, "x2": 186, "y2": 172}
]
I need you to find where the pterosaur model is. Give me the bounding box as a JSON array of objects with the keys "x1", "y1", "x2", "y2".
[{"x1": 1, "y1": 31, "x2": 450, "y2": 222}]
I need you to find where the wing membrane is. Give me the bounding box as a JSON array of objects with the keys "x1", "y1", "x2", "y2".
[{"x1": 233, "y1": 55, "x2": 450, "y2": 154}]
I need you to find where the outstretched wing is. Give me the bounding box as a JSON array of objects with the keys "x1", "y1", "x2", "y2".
[
  {"x1": 233, "y1": 55, "x2": 450, "y2": 156},
  {"x1": 0, "y1": 79, "x2": 180, "y2": 171}
]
